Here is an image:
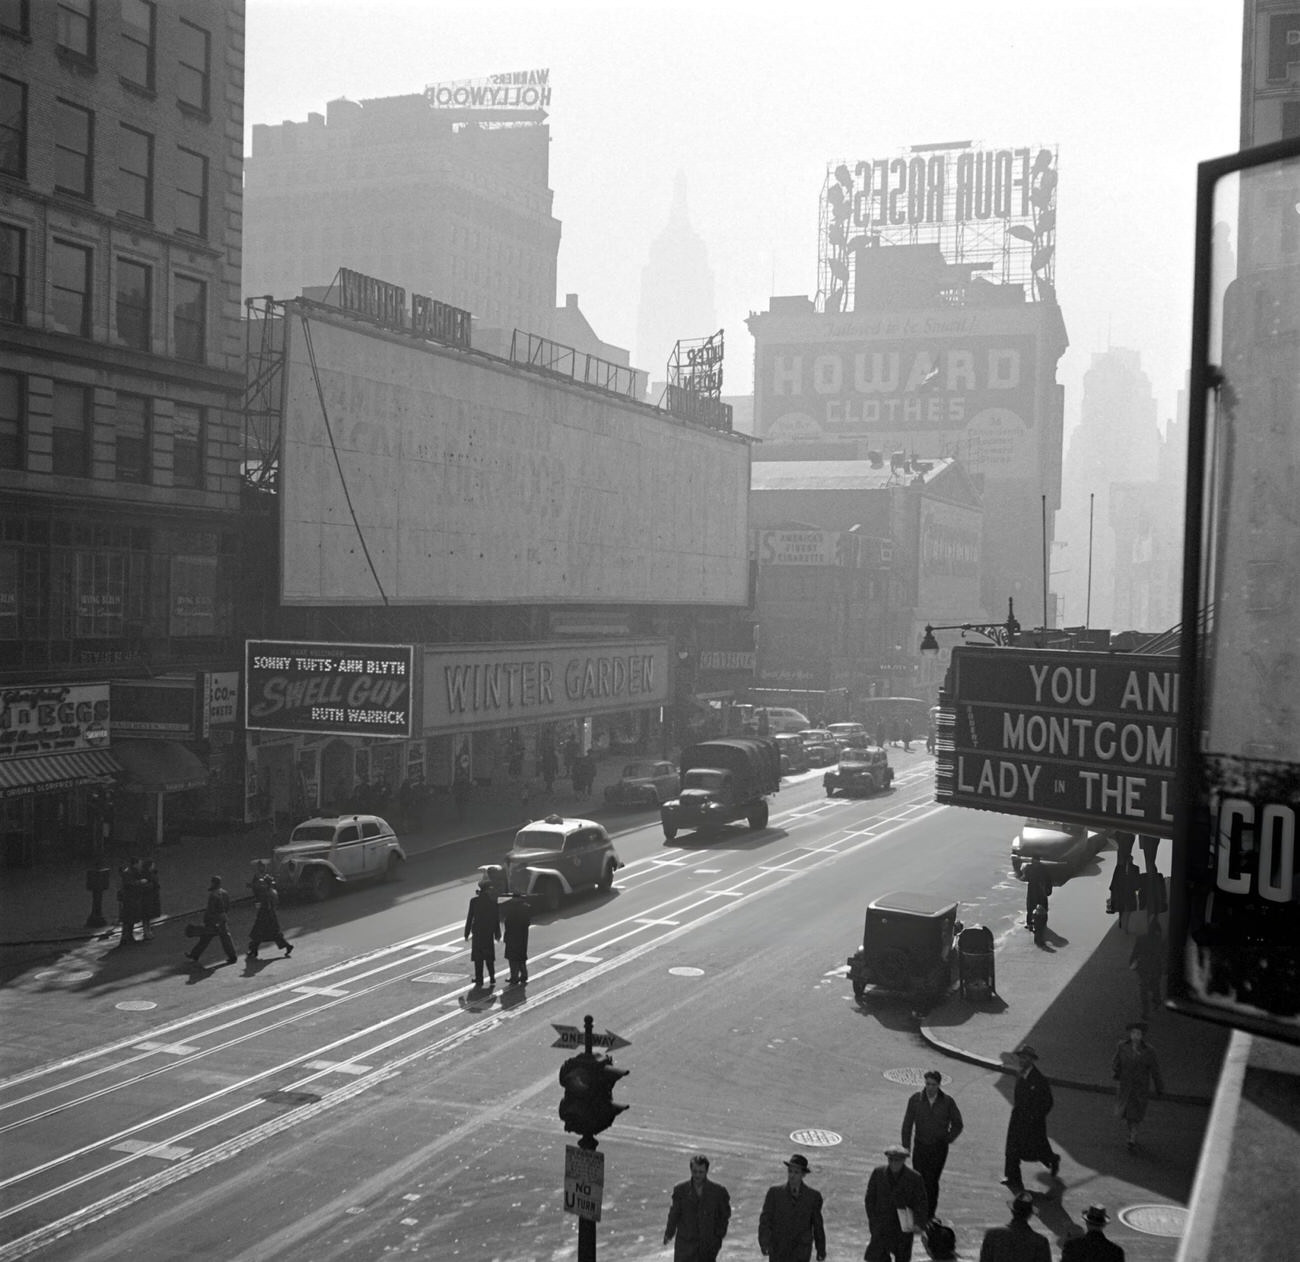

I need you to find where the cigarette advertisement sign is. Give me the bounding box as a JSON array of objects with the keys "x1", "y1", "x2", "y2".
[
  {"x1": 0, "y1": 683, "x2": 111, "y2": 759},
  {"x1": 936, "y1": 647, "x2": 1179, "y2": 834},
  {"x1": 245, "y1": 641, "x2": 414, "y2": 739}
]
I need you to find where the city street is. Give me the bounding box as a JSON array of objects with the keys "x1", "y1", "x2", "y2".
[{"x1": 0, "y1": 761, "x2": 1209, "y2": 1261}]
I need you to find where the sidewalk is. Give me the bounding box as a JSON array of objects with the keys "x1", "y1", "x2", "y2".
[
  {"x1": 0, "y1": 753, "x2": 638, "y2": 950},
  {"x1": 920, "y1": 837, "x2": 1231, "y2": 1100}
]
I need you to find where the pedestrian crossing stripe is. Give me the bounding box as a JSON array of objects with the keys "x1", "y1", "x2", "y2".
[
  {"x1": 292, "y1": 985, "x2": 350, "y2": 997},
  {"x1": 303, "y1": 1059, "x2": 372, "y2": 1075},
  {"x1": 111, "y1": 1139, "x2": 193, "y2": 1161},
  {"x1": 133, "y1": 1040, "x2": 200, "y2": 1055}
]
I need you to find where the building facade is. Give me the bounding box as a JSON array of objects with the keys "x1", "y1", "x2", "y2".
[{"x1": 0, "y1": 0, "x2": 246, "y2": 864}]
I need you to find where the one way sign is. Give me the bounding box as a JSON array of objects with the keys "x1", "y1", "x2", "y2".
[{"x1": 551, "y1": 1024, "x2": 631, "y2": 1051}]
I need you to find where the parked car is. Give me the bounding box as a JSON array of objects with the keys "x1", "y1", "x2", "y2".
[
  {"x1": 748, "y1": 706, "x2": 811, "y2": 735},
  {"x1": 846, "y1": 890, "x2": 963, "y2": 1005},
  {"x1": 826, "y1": 721, "x2": 869, "y2": 751},
  {"x1": 484, "y1": 815, "x2": 623, "y2": 913},
  {"x1": 774, "y1": 733, "x2": 810, "y2": 774},
  {"x1": 824, "y1": 745, "x2": 894, "y2": 797},
  {"x1": 798, "y1": 729, "x2": 839, "y2": 767},
  {"x1": 603, "y1": 759, "x2": 680, "y2": 807},
  {"x1": 1010, "y1": 818, "x2": 1109, "y2": 875},
  {"x1": 272, "y1": 814, "x2": 406, "y2": 902}
]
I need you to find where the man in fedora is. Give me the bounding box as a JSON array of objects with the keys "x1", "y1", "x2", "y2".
[
  {"x1": 864, "y1": 1144, "x2": 929, "y2": 1262},
  {"x1": 901, "y1": 1068, "x2": 964, "y2": 1218},
  {"x1": 1061, "y1": 1205, "x2": 1124, "y2": 1260},
  {"x1": 979, "y1": 1191, "x2": 1051, "y2": 1262},
  {"x1": 463, "y1": 877, "x2": 500, "y2": 989},
  {"x1": 1002, "y1": 1045, "x2": 1060, "y2": 1193},
  {"x1": 758, "y1": 1154, "x2": 826, "y2": 1261},
  {"x1": 663, "y1": 1152, "x2": 731, "y2": 1261}
]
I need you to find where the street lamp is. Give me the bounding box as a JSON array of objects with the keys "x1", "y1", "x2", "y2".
[{"x1": 919, "y1": 598, "x2": 1021, "y2": 655}]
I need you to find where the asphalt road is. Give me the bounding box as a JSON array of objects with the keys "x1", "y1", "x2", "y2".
[{"x1": 0, "y1": 763, "x2": 1208, "y2": 1261}]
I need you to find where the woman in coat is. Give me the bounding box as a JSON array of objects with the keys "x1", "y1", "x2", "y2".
[
  {"x1": 464, "y1": 879, "x2": 501, "y2": 988},
  {"x1": 1112, "y1": 1020, "x2": 1163, "y2": 1150}
]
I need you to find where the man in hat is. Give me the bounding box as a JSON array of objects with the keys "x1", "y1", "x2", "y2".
[
  {"x1": 901, "y1": 1069, "x2": 964, "y2": 1218},
  {"x1": 758, "y1": 1154, "x2": 826, "y2": 1261},
  {"x1": 864, "y1": 1144, "x2": 929, "y2": 1261},
  {"x1": 464, "y1": 878, "x2": 501, "y2": 988},
  {"x1": 1061, "y1": 1205, "x2": 1124, "y2": 1261},
  {"x1": 1111, "y1": 1021, "x2": 1163, "y2": 1151},
  {"x1": 185, "y1": 876, "x2": 238, "y2": 967},
  {"x1": 500, "y1": 890, "x2": 532, "y2": 986},
  {"x1": 246, "y1": 859, "x2": 293, "y2": 962},
  {"x1": 663, "y1": 1152, "x2": 731, "y2": 1262},
  {"x1": 978, "y1": 1191, "x2": 1051, "y2": 1262},
  {"x1": 1002, "y1": 1045, "x2": 1060, "y2": 1192}
]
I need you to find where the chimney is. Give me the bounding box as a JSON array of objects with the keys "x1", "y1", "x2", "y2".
[{"x1": 566, "y1": 293, "x2": 579, "y2": 309}]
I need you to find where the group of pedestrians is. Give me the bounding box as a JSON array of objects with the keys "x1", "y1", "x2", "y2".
[
  {"x1": 463, "y1": 877, "x2": 531, "y2": 989},
  {"x1": 183, "y1": 864, "x2": 294, "y2": 968},
  {"x1": 115, "y1": 858, "x2": 160, "y2": 944}
]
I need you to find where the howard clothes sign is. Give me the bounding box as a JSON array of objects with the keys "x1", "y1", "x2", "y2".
[
  {"x1": 936, "y1": 647, "x2": 1179, "y2": 834},
  {"x1": 423, "y1": 640, "x2": 669, "y2": 734}
]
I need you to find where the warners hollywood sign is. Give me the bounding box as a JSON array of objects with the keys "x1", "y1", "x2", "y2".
[
  {"x1": 936, "y1": 646, "x2": 1179, "y2": 834},
  {"x1": 424, "y1": 68, "x2": 551, "y2": 110},
  {"x1": 335, "y1": 268, "x2": 472, "y2": 350}
]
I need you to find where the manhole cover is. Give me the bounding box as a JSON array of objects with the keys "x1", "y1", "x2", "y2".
[
  {"x1": 790, "y1": 1129, "x2": 842, "y2": 1147},
  {"x1": 116, "y1": 1000, "x2": 156, "y2": 1011},
  {"x1": 34, "y1": 969, "x2": 94, "y2": 984},
  {"x1": 1120, "y1": 1204, "x2": 1187, "y2": 1237},
  {"x1": 669, "y1": 967, "x2": 705, "y2": 976},
  {"x1": 882, "y1": 1068, "x2": 949, "y2": 1087}
]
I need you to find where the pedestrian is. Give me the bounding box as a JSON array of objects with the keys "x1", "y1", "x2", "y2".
[
  {"x1": 978, "y1": 1191, "x2": 1051, "y2": 1262},
  {"x1": 901, "y1": 1069, "x2": 964, "y2": 1218},
  {"x1": 663, "y1": 1152, "x2": 732, "y2": 1262},
  {"x1": 464, "y1": 878, "x2": 501, "y2": 988},
  {"x1": 246, "y1": 859, "x2": 293, "y2": 961},
  {"x1": 1129, "y1": 920, "x2": 1165, "y2": 1017},
  {"x1": 758, "y1": 1153, "x2": 826, "y2": 1262},
  {"x1": 540, "y1": 742, "x2": 558, "y2": 794},
  {"x1": 500, "y1": 890, "x2": 532, "y2": 986},
  {"x1": 864, "y1": 1144, "x2": 929, "y2": 1262},
  {"x1": 1111, "y1": 1021, "x2": 1163, "y2": 1151},
  {"x1": 117, "y1": 858, "x2": 145, "y2": 946},
  {"x1": 1022, "y1": 857, "x2": 1052, "y2": 930},
  {"x1": 1002, "y1": 1045, "x2": 1060, "y2": 1192},
  {"x1": 139, "y1": 858, "x2": 161, "y2": 940},
  {"x1": 900, "y1": 722, "x2": 913, "y2": 752},
  {"x1": 1061, "y1": 1205, "x2": 1125, "y2": 1261},
  {"x1": 186, "y1": 875, "x2": 238, "y2": 966},
  {"x1": 452, "y1": 761, "x2": 472, "y2": 820}
]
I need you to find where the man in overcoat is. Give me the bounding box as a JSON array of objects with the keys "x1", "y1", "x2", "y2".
[
  {"x1": 663, "y1": 1152, "x2": 731, "y2": 1261},
  {"x1": 979, "y1": 1191, "x2": 1051, "y2": 1262},
  {"x1": 1003, "y1": 1045, "x2": 1060, "y2": 1191},
  {"x1": 500, "y1": 891, "x2": 532, "y2": 986},
  {"x1": 864, "y1": 1145, "x2": 929, "y2": 1262},
  {"x1": 901, "y1": 1068, "x2": 964, "y2": 1217},
  {"x1": 1061, "y1": 1205, "x2": 1125, "y2": 1261},
  {"x1": 186, "y1": 875, "x2": 238, "y2": 966},
  {"x1": 464, "y1": 878, "x2": 500, "y2": 988},
  {"x1": 1023, "y1": 857, "x2": 1052, "y2": 928},
  {"x1": 246, "y1": 859, "x2": 293, "y2": 961},
  {"x1": 758, "y1": 1154, "x2": 826, "y2": 1262}
]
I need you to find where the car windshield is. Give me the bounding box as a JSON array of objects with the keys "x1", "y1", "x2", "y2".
[
  {"x1": 289, "y1": 825, "x2": 336, "y2": 843},
  {"x1": 683, "y1": 769, "x2": 726, "y2": 791},
  {"x1": 622, "y1": 762, "x2": 657, "y2": 778},
  {"x1": 513, "y1": 829, "x2": 561, "y2": 850}
]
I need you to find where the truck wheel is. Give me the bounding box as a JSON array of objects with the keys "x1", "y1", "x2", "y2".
[
  {"x1": 663, "y1": 821, "x2": 678, "y2": 841},
  {"x1": 305, "y1": 867, "x2": 333, "y2": 903},
  {"x1": 385, "y1": 852, "x2": 403, "y2": 882},
  {"x1": 852, "y1": 975, "x2": 867, "y2": 1000},
  {"x1": 539, "y1": 879, "x2": 562, "y2": 913},
  {"x1": 747, "y1": 801, "x2": 769, "y2": 830},
  {"x1": 597, "y1": 861, "x2": 615, "y2": 892}
]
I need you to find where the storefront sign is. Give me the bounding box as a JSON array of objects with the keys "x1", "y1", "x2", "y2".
[
  {"x1": 936, "y1": 647, "x2": 1179, "y2": 833},
  {"x1": 245, "y1": 641, "x2": 414, "y2": 738},
  {"x1": 423, "y1": 640, "x2": 669, "y2": 734},
  {"x1": 0, "y1": 682, "x2": 111, "y2": 758},
  {"x1": 699, "y1": 650, "x2": 756, "y2": 671},
  {"x1": 112, "y1": 679, "x2": 198, "y2": 738},
  {"x1": 205, "y1": 671, "x2": 239, "y2": 728}
]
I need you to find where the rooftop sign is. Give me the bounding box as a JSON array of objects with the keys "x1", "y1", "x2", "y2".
[{"x1": 424, "y1": 68, "x2": 551, "y2": 111}]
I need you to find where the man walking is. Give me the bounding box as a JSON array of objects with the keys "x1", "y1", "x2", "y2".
[
  {"x1": 1061, "y1": 1205, "x2": 1124, "y2": 1261},
  {"x1": 185, "y1": 875, "x2": 238, "y2": 966},
  {"x1": 117, "y1": 858, "x2": 146, "y2": 946},
  {"x1": 1023, "y1": 857, "x2": 1052, "y2": 930},
  {"x1": 500, "y1": 890, "x2": 532, "y2": 986},
  {"x1": 901, "y1": 1069, "x2": 964, "y2": 1218},
  {"x1": 464, "y1": 878, "x2": 500, "y2": 989},
  {"x1": 758, "y1": 1154, "x2": 826, "y2": 1261},
  {"x1": 979, "y1": 1191, "x2": 1051, "y2": 1262},
  {"x1": 864, "y1": 1144, "x2": 929, "y2": 1262},
  {"x1": 1003, "y1": 1045, "x2": 1060, "y2": 1192},
  {"x1": 663, "y1": 1152, "x2": 731, "y2": 1261},
  {"x1": 246, "y1": 859, "x2": 293, "y2": 961}
]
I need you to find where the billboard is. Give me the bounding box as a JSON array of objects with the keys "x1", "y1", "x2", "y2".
[
  {"x1": 278, "y1": 310, "x2": 750, "y2": 607},
  {"x1": 245, "y1": 641, "x2": 414, "y2": 738},
  {"x1": 936, "y1": 646, "x2": 1179, "y2": 834},
  {"x1": 0, "y1": 683, "x2": 110, "y2": 758},
  {"x1": 424, "y1": 68, "x2": 551, "y2": 111},
  {"x1": 111, "y1": 680, "x2": 197, "y2": 737}
]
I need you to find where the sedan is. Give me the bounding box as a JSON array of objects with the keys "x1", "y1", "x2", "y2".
[
  {"x1": 1011, "y1": 819, "x2": 1110, "y2": 875},
  {"x1": 798, "y1": 729, "x2": 839, "y2": 767},
  {"x1": 603, "y1": 759, "x2": 680, "y2": 807},
  {"x1": 826, "y1": 721, "x2": 869, "y2": 752}
]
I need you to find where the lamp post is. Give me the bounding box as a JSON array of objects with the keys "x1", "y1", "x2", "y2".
[{"x1": 919, "y1": 598, "x2": 1021, "y2": 655}]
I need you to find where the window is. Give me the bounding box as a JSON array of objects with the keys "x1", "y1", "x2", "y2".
[
  {"x1": 0, "y1": 76, "x2": 27, "y2": 180},
  {"x1": 176, "y1": 19, "x2": 209, "y2": 113},
  {"x1": 114, "y1": 256, "x2": 149, "y2": 349},
  {"x1": 175, "y1": 147, "x2": 206, "y2": 236},
  {"x1": 54, "y1": 100, "x2": 93, "y2": 198},
  {"x1": 51, "y1": 381, "x2": 89, "y2": 477},
  {"x1": 0, "y1": 370, "x2": 21, "y2": 469},
  {"x1": 50, "y1": 239, "x2": 91, "y2": 337},
  {"x1": 172, "y1": 274, "x2": 204, "y2": 362},
  {"x1": 114, "y1": 393, "x2": 149, "y2": 482},
  {"x1": 0, "y1": 223, "x2": 23, "y2": 323},
  {"x1": 118, "y1": 124, "x2": 152, "y2": 219},
  {"x1": 120, "y1": 0, "x2": 154, "y2": 90},
  {"x1": 172, "y1": 403, "x2": 203, "y2": 488},
  {"x1": 0, "y1": 1, "x2": 30, "y2": 37},
  {"x1": 56, "y1": 0, "x2": 93, "y2": 59}
]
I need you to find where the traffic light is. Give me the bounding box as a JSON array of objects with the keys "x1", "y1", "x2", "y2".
[{"x1": 558, "y1": 1052, "x2": 629, "y2": 1137}]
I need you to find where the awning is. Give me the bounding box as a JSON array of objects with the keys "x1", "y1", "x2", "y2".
[
  {"x1": 0, "y1": 749, "x2": 121, "y2": 800},
  {"x1": 112, "y1": 740, "x2": 209, "y2": 793}
]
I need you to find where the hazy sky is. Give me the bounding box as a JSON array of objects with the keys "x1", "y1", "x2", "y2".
[{"x1": 244, "y1": 0, "x2": 1242, "y2": 437}]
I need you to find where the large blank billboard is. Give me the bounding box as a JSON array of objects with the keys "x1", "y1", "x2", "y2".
[{"x1": 279, "y1": 312, "x2": 751, "y2": 606}]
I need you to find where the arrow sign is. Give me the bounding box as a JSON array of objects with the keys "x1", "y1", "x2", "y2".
[
  {"x1": 551, "y1": 1024, "x2": 631, "y2": 1051},
  {"x1": 589, "y1": 1029, "x2": 631, "y2": 1051}
]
